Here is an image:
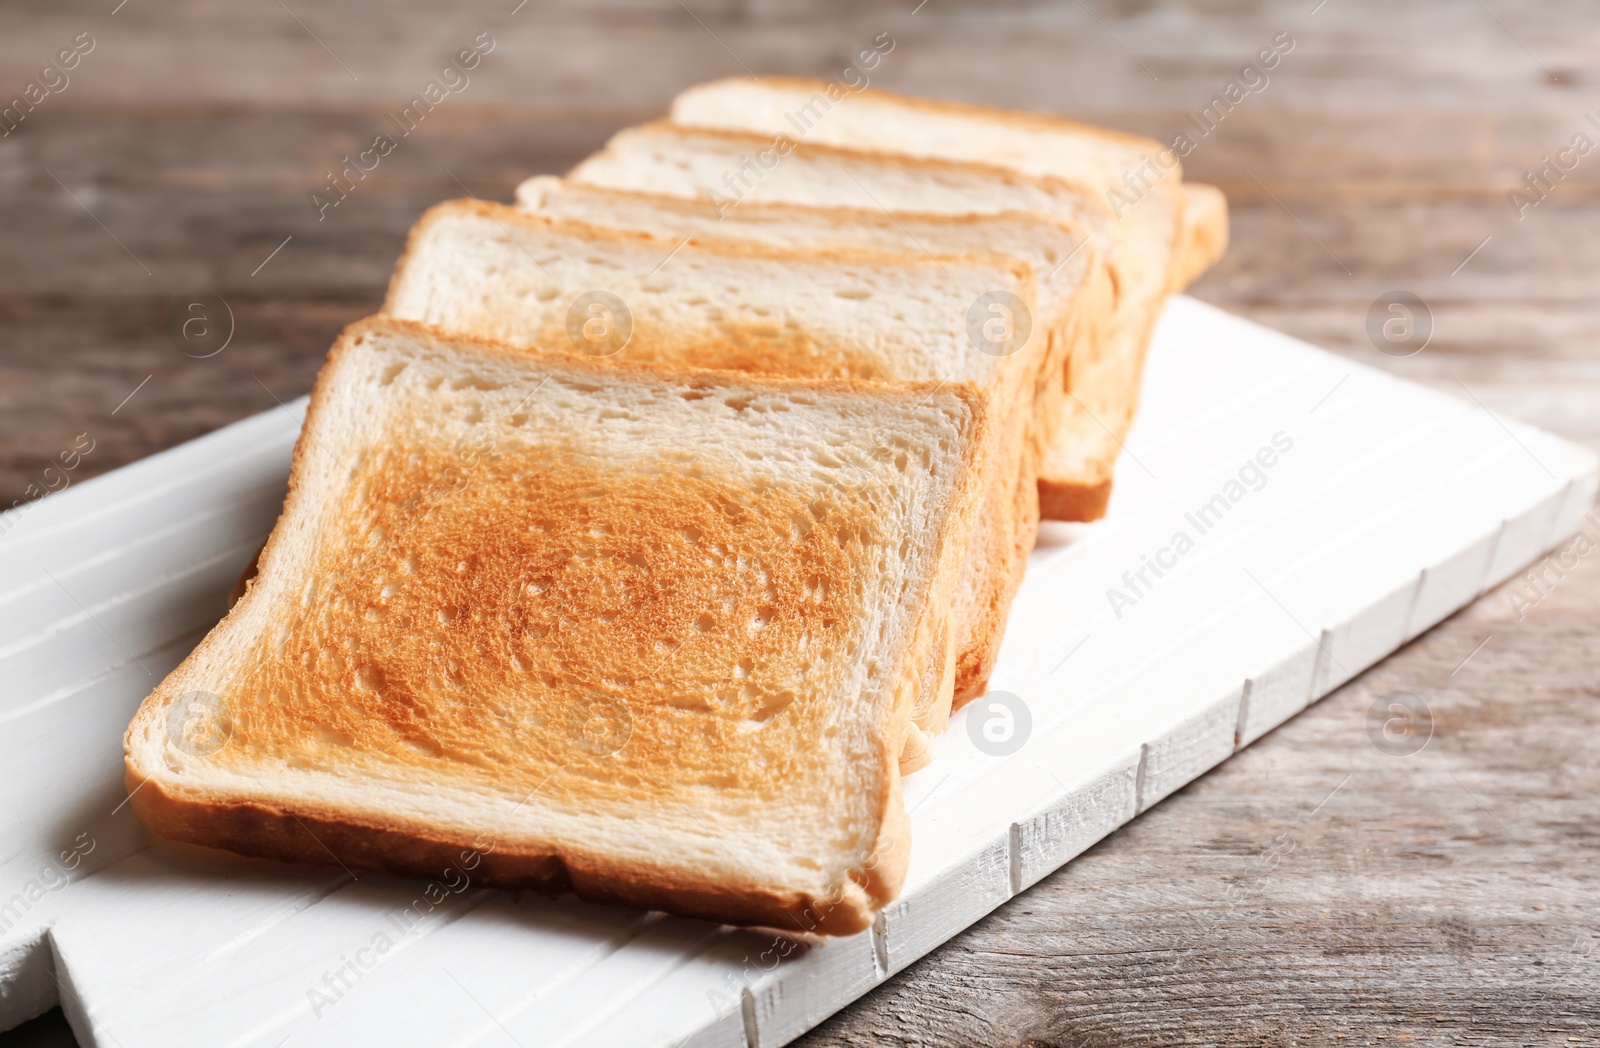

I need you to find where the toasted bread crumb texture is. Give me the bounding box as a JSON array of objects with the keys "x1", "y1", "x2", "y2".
[
  {"x1": 126, "y1": 320, "x2": 984, "y2": 931},
  {"x1": 236, "y1": 445, "x2": 879, "y2": 793}
]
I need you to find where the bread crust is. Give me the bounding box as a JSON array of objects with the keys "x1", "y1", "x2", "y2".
[
  {"x1": 1038, "y1": 474, "x2": 1114, "y2": 522},
  {"x1": 1171, "y1": 182, "x2": 1230, "y2": 291},
  {"x1": 124, "y1": 772, "x2": 897, "y2": 935}
]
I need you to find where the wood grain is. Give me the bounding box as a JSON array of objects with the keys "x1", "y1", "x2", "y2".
[{"x1": 3, "y1": 1, "x2": 1598, "y2": 1045}]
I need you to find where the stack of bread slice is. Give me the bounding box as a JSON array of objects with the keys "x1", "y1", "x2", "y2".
[
  {"x1": 661, "y1": 78, "x2": 1228, "y2": 519},
  {"x1": 124, "y1": 80, "x2": 1227, "y2": 934}
]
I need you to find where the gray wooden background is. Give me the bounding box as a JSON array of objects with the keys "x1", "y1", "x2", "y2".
[{"x1": 2, "y1": 1, "x2": 1598, "y2": 1044}]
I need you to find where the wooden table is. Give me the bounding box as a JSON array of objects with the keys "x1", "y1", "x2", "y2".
[{"x1": 3, "y1": 2, "x2": 1597, "y2": 1044}]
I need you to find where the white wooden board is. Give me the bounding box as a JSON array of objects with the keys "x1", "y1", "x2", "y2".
[{"x1": 0, "y1": 297, "x2": 1593, "y2": 1047}]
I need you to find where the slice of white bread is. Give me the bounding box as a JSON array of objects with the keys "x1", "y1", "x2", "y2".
[
  {"x1": 566, "y1": 120, "x2": 1142, "y2": 520},
  {"x1": 124, "y1": 316, "x2": 989, "y2": 935},
  {"x1": 381, "y1": 199, "x2": 1042, "y2": 708},
  {"x1": 666, "y1": 78, "x2": 1229, "y2": 519},
  {"x1": 513, "y1": 175, "x2": 1113, "y2": 484}
]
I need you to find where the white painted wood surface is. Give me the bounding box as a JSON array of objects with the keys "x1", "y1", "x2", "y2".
[{"x1": 0, "y1": 297, "x2": 1592, "y2": 1048}]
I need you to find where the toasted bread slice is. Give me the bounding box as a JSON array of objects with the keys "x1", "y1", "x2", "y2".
[
  {"x1": 666, "y1": 78, "x2": 1228, "y2": 517},
  {"x1": 124, "y1": 317, "x2": 989, "y2": 935},
  {"x1": 513, "y1": 175, "x2": 1113, "y2": 490},
  {"x1": 381, "y1": 199, "x2": 1048, "y2": 705}
]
